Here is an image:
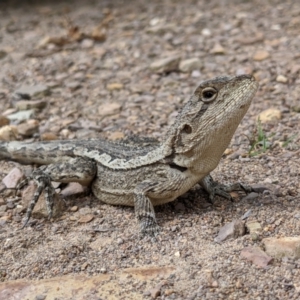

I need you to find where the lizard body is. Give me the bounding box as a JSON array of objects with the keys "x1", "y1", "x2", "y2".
[{"x1": 0, "y1": 74, "x2": 258, "y2": 234}]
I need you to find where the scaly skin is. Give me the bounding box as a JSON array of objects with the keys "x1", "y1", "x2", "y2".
[{"x1": 0, "y1": 75, "x2": 258, "y2": 235}]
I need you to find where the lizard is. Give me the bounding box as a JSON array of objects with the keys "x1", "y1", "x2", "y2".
[{"x1": 0, "y1": 74, "x2": 258, "y2": 235}]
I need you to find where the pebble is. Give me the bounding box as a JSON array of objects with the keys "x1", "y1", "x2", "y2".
[
  {"x1": 17, "y1": 119, "x2": 39, "y2": 137},
  {"x1": 81, "y1": 38, "x2": 94, "y2": 49},
  {"x1": 263, "y1": 237, "x2": 300, "y2": 259},
  {"x1": 201, "y1": 28, "x2": 211, "y2": 36},
  {"x1": 15, "y1": 99, "x2": 47, "y2": 110},
  {"x1": 214, "y1": 219, "x2": 245, "y2": 243},
  {"x1": 179, "y1": 58, "x2": 201, "y2": 73},
  {"x1": 276, "y1": 75, "x2": 288, "y2": 83},
  {"x1": 7, "y1": 109, "x2": 36, "y2": 122},
  {"x1": 60, "y1": 182, "x2": 87, "y2": 197},
  {"x1": 108, "y1": 131, "x2": 125, "y2": 140},
  {"x1": 150, "y1": 56, "x2": 180, "y2": 73},
  {"x1": 78, "y1": 214, "x2": 94, "y2": 223},
  {"x1": 15, "y1": 84, "x2": 50, "y2": 99},
  {"x1": 210, "y1": 43, "x2": 226, "y2": 55},
  {"x1": 246, "y1": 221, "x2": 262, "y2": 240},
  {"x1": 242, "y1": 192, "x2": 259, "y2": 201},
  {"x1": 41, "y1": 132, "x2": 58, "y2": 141},
  {"x1": 70, "y1": 206, "x2": 78, "y2": 212},
  {"x1": 258, "y1": 108, "x2": 281, "y2": 123},
  {"x1": 2, "y1": 167, "x2": 24, "y2": 189},
  {"x1": 0, "y1": 125, "x2": 18, "y2": 141},
  {"x1": 149, "y1": 285, "x2": 162, "y2": 299},
  {"x1": 240, "y1": 246, "x2": 273, "y2": 268},
  {"x1": 107, "y1": 83, "x2": 124, "y2": 90},
  {"x1": 253, "y1": 50, "x2": 270, "y2": 61},
  {"x1": 98, "y1": 102, "x2": 121, "y2": 117}
]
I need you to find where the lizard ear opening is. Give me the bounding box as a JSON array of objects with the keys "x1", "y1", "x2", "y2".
[
  {"x1": 201, "y1": 87, "x2": 218, "y2": 103},
  {"x1": 182, "y1": 124, "x2": 192, "y2": 134}
]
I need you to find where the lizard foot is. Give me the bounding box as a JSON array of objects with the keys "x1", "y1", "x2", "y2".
[
  {"x1": 17, "y1": 169, "x2": 55, "y2": 228},
  {"x1": 200, "y1": 175, "x2": 252, "y2": 204},
  {"x1": 140, "y1": 218, "x2": 161, "y2": 237}
]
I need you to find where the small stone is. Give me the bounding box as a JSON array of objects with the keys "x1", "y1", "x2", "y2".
[
  {"x1": 78, "y1": 214, "x2": 94, "y2": 223},
  {"x1": 210, "y1": 43, "x2": 226, "y2": 55},
  {"x1": 253, "y1": 50, "x2": 270, "y2": 61},
  {"x1": 70, "y1": 206, "x2": 78, "y2": 212},
  {"x1": 179, "y1": 58, "x2": 201, "y2": 73},
  {"x1": 65, "y1": 81, "x2": 82, "y2": 91},
  {"x1": 150, "y1": 286, "x2": 161, "y2": 299},
  {"x1": 15, "y1": 84, "x2": 50, "y2": 99},
  {"x1": 246, "y1": 220, "x2": 262, "y2": 239},
  {"x1": 191, "y1": 70, "x2": 201, "y2": 77},
  {"x1": 164, "y1": 289, "x2": 175, "y2": 296},
  {"x1": 108, "y1": 131, "x2": 125, "y2": 140},
  {"x1": 6, "y1": 202, "x2": 15, "y2": 209},
  {"x1": 214, "y1": 219, "x2": 245, "y2": 243},
  {"x1": 81, "y1": 38, "x2": 94, "y2": 49},
  {"x1": 150, "y1": 56, "x2": 180, "y2": 73},
  {"x1": 106, "y1": 83, "x2": 124, "y2": 90},
  {"x1": 258, "y1": 108, "x2": 281, "y2": 123},
  {"x1": 41, "y1": 132, "x2": 58, "y2": 141},
  {"x1": 240, "y1": 246, "x2": 273, "y2": 268},
  {"x1": 60, "y1": 182, "x2": 87, "y2": 198},
  {"x1": 116, "y1": 238, "x2": 124, "y2": 245},
  {"x1": 174, "y1": 251, "x2": 180, "y2": 257},
  {"x1": 276, "y1": 75, "x2": 288, "y2": 83},
  {"x1": 98, "y1": 102, "x2": 121, "y2": 117},
  {"x1": 242, "y1": 192, "x2": 259, "y2": 201},
  {"x1": 263, "y1": 237, "x2": 300, "y2": 259},
  {"x1": 201, "y1": 28, "x2": 211, "y2": 36},
  {"x1": 211, "y1": 280, "x2": 219, "y2": 288},
  {"x1": 2, "y1": 168, "x2": 24, "y2": 189},
  {"x1": 0, "y1": 215, "x2": 12, "y2": 223},
  {"x1": 241, "y1": 209, "x2": 252, "y2": 220},
  {"x1": 15, "y1": 99, "x2": 47, "y2": 110},
  {"x1": 0, "y1": 115, "x2": 10, "y2": 127},
  {"x1": 0, "y1": 125, "x2": 18, "y2": 141},
  {"x1": 17, "y1": 119, "x2": 39, "y2": 137},
  {"x1": 7, "y1": 109, "x2": 36, "y2": 122}
]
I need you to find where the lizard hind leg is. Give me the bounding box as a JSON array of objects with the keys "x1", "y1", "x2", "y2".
[
  {"x1": 19, "y1": 169, "x2": 55, "y2": 228},
  {"x1": 19, "y1": 157, "x2": 97, "y2": 228}
]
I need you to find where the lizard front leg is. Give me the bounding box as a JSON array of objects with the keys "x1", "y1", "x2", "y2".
[
  {"x1": 18, "y1": 157, "x2": 97, "y2": 227},
  {"x1": 134, "y1": 181, "x2": 160, "y2": 236},
  {"x1": 199, "y1": 174, "x2": 251, "y2": 203}
]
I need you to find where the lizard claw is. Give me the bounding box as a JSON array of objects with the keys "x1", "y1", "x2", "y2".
[
  {"x1": 140, "y1": 219, "x2": 161, "y2": 237},
  {"x1": 200, "y1": 175, "x2": 252, "y2": 204}
]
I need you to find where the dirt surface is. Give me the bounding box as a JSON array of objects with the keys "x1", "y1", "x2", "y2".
[{"x1": 0, "y1": 0, "x2": 300, "y2": 299}]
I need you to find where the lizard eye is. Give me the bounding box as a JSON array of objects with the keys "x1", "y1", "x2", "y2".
[{"x1": 201, "y1": 87, "x2": 218, "y2": 103}]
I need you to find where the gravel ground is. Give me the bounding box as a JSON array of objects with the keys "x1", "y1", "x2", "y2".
[{"x1": 0, "y1": 0, "x2": 300, "y2": 299}]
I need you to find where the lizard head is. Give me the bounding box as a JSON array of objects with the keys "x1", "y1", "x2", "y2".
[{"x1": 165, "y1": 74, "x2": 258, "y2": 156}]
